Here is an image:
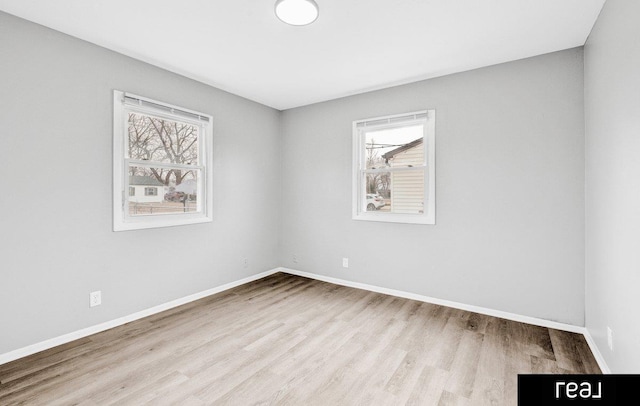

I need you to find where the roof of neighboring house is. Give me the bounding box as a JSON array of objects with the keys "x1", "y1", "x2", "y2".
[
  {"x1": 129, "y1": 176, "x2": 164, "y2": 186},
  {"x1": 382, "y1": 138, "x2": 423, "y2": 161}
]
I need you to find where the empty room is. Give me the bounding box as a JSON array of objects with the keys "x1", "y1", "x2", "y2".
[{"x1": 0, "y1": 0, "x2": 638, "y2": 404}]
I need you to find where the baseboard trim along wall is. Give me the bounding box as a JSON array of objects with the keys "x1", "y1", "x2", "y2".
[
  {"x1": 0, "y1": 268, "x2": 281, "y2": 366},
  {"x1": 1, "y1": 266, "x2": 611, "y2": 373},
  {"x1": 582, "y1": 330, "x2": 612, "y2": 374},
  {"x1": 277, "y1": 267, "x2": 612, "y2": 374}
]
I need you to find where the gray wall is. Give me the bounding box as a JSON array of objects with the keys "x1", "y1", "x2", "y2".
[
  {"x1": 0, "y1": 12, "x2": 281, "y2": 355},
  {"x1": 0, "y1": 8, "x2": 595, "y2": 358},
  {"x1": 585, "y1": 0, "x2": 640, "y2": 373},
  {"x1": 281, "y1": 49, "x2": 586, "y2": 326}
]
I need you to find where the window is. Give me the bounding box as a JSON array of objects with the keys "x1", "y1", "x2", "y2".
[
  {"x1": 144, "y1": 187, "x2": 158, "y2": 196},
  {"x1": 113, "y1": 90, "x2": 213, "y2": 231},
  {"x1": 352, "y1": 110, "x2": 435, "y2": 224}
]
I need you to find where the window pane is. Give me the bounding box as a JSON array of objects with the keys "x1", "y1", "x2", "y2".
[
  {"x1": 128, "y1": 112, "x2": 199, "y2": 165},
  {"x1": 365, "y1": 170, "x2": 424, "y2": 214},
  {"x1": 128, "y1": 166, "x2": 199, "y2": 216},
  {"x1": 364, "y1": 124, "x2": 424, "y2": 169}
]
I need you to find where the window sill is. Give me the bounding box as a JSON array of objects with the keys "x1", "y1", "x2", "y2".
[
  {"x1": 352, "y1": 212, "x2": 435, "y2": 225},
  {"x1": 114, "y1": 215, "x2": 212, "y2": 231}
]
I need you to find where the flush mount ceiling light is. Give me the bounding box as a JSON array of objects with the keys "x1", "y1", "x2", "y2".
[{"x1": 275, "y1": 0, "x2": 319, "y2": 26}]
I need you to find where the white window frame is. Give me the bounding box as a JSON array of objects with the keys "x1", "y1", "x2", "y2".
[
  {"x1": 352, "y1": 110, "x2": 435, "y2": 225},
  {"x1": 113, "y1": 90, "x2": 213, "y2": 231}
]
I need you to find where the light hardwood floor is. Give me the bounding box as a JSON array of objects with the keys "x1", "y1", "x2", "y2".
[{"x1": 0, "y1": 273, "x2": 600, "y2": 405}]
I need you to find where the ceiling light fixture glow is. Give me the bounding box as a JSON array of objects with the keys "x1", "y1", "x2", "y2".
[{"x1": 275, "y1": 0, "x2": 319, "y2": 26}]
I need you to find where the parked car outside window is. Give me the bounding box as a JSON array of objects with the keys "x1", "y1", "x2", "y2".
[{"x1": 366, "y1": 193, "x2": 386, "y2": 211}]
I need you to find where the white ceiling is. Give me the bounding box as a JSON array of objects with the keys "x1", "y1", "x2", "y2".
[{"x1": 0, "y1": 0, "x2": 605, "y2": 110}]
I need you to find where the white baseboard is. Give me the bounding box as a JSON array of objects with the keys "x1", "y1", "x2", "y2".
[
  {"x1": 0, "y1": 268, "x2": 280, "y2": 366},
  {"x1": 278, "y1": 267, "x2": 612, "y2": 373},
  {"x1": 2, "y1": 266, "x2": 611, "y2": 374},
  {"x1": 582, "y1": 329, "x2": 612, "y2": 374}
]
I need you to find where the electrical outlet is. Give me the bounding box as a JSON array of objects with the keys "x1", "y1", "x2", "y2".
[
  {"x1": 243, "y1": 257, "x2": 249, "y2": 268},
  {"x1": 342, "y1": 258, "x2": 349, "y2": 268},
  {"x1": 607, "y1": 326, "x2": 613, "y2": 351},
  {"x1": 293, "y1": 254, "x2": 299, "y2": 264},
  {"x1": 90, "y1": 291, "x2": 101, "y2": 307}
]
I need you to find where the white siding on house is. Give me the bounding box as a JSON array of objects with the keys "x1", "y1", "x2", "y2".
[
  {"x1": 388, "y1": 142, "x2": 424, "y2": 214},
  {"x1": 129, "y1": 185, "x2": 164, "y2": 203}
]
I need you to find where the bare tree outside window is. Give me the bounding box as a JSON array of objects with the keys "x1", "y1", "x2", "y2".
[
  {"x1": 125, "y1": 112, "x2": 202, "y2": 216},
  {"x1": 365, "y1": 138, "x2": 391, "y2": 196},
  {"x1": 127, "y1": 112, "x2": 199, "y2": 188}
]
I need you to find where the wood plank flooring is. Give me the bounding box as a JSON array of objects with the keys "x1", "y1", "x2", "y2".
[{"x1": 0, "y1": 273, "x2": 601, "y2": 405}]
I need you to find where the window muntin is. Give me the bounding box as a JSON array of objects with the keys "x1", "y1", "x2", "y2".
[
  {"x1": 353, "y1": 110, "x2": 435, "y2": 224},
  {"x1": 113, "y1": 91, "x2": 213, "y2": 231}
]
